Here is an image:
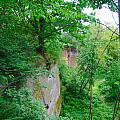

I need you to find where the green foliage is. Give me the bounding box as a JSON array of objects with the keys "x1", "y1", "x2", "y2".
[
  {"x1": 0, "y1": 88, "x2": 47, "y2": 120},
  {"x1": 60, "y1": 24, "x2": 120, "y2": 120},
  {"x1": 59, "y1": 63, "x2": 115, "y2": 120},
  {"x1": 0, "y1": 2, "x2": 48, "y2": 119},
  {"x1": 88, "y1": 24, "x2": 120, "y2": 102},
  {"x1": 75, "y1": 32, "x2": 99, "y2": 94},
  {"x1": 0, "y1": 0, "x2": 119, "y2": 119},
  {"x1": 0, "y1": 13, "x2": 39, "y2": 88},
  {"x1": 45, "y1": 36, "x2": 64, "y2": 62},
  {"x1": 59, "y1": 63, "x2": 88, "y2": 119},
  {"x1": 99, "y1": 61, "x2": 120, "y2": 101}
]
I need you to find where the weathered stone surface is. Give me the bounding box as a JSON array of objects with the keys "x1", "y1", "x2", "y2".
[
  {"x1": 26, "y1": 47, "x2": 76, "y2": 115},
  {"x1": 26, "y1": 64, "x2": 61, "y2": 115},
  {"x1": 63, "y1": 47, "x2": 77, "y2": 67}
]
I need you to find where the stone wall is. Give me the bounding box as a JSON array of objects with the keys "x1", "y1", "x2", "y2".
[
  {"x1": 26, "y1": 47, "x2": 76, "y2": 115},
  {"x1": 26, "y1": 64, "x2": 61, "y2": 115},
  {"x1": 63, "y1": 47, "x2": 77, "y2": 67}
]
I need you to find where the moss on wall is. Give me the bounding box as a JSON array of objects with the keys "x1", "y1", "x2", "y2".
[
  {"x1": 54, "y1": 95, "x2": 62, "y2": 115},
  {"x1": 34, "y1": 79, "x2": 43, "y2": 100}
]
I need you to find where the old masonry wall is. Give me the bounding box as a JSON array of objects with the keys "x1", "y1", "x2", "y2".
[
  {"x1": 26, "y1": 48, "x2": 76, "y2": 115},
  {"x1": 26, "y1": 64, "x2": 61, "y2": 115}
]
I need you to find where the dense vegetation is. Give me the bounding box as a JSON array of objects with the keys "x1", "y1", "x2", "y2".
[
  {"x1": 0, "y1": 0, "x2": 119, "y2": 120},
  {"x1": 60, "y1": 24, "x2": 120, "y2": 120}
]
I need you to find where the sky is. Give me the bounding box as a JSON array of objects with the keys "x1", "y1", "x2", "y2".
[
  {"x1": 64, "y1": 0, "x2": 119, "y2": 28},
  {"x1": 84, "y1": 5, "x2": 119, "y2": 28}
]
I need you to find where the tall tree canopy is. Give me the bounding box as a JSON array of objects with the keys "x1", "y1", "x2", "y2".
[{"x1": 0, "y1": 0, "x2": 119, "y2": 120}]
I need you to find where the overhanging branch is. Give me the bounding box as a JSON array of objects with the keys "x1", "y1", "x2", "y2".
[
  {"x1": 43, "y1": 23, "x2": 75, "y2": 39},
  {"x1": 96, "y1": 21, "x2": 119, "y2": 36}
]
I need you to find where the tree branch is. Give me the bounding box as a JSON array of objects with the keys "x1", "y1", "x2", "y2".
[
  {"x1": 96, "y1": 21, "x2": 119, "y2": 36},
  {"x1": 43, "y1": 23, "x2": 75, "y2": 39},
  {"x1": 96, "y1": 28, "x2": 117, "y2": 67}
]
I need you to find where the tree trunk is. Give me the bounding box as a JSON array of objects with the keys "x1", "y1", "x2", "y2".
[
  {"x1": 39, "y1": 18, "x2": 44, "y2": 55},
  {"x1": 89, "y1": 85, "x2": 93, "y2": 120},
  {"x1": 112, "y1": 93, "x2": 120, "y2": 120},
  {"x1": 118, "y1": 0, "x2": 120, "y2": 41}
]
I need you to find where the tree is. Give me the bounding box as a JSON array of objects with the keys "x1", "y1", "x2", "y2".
[{"x1": 0, "y1": 0, "x2": 119, "y2": 119}]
